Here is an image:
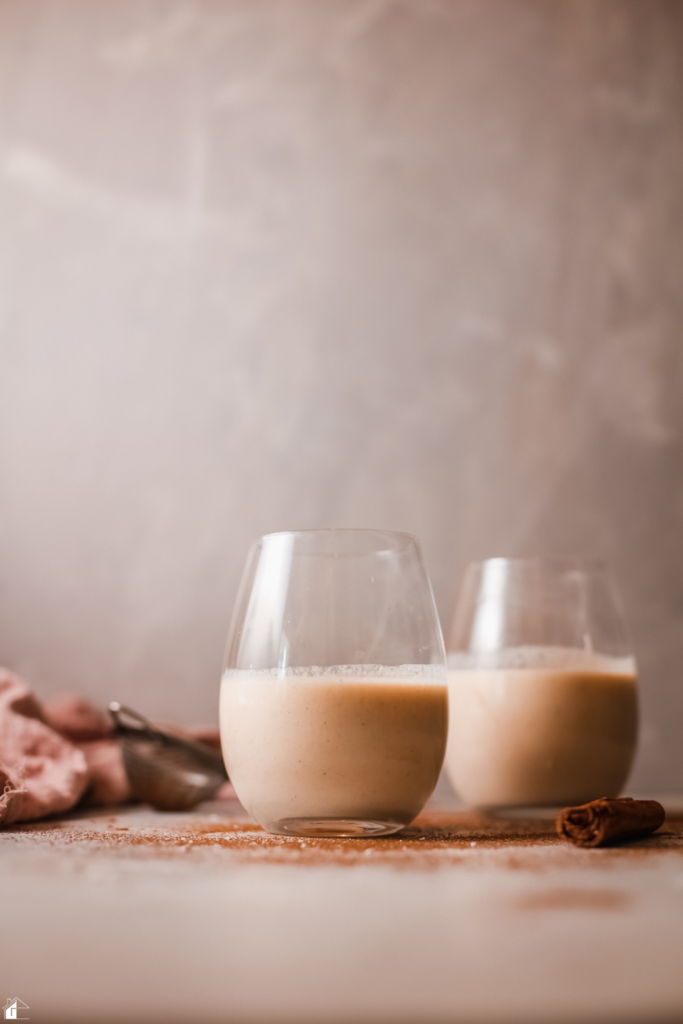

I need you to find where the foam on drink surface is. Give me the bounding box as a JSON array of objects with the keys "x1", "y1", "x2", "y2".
[
  {"x1": 223, "y1": 663, "x2": 447, "y2": 683},
  {"x1": 447, "y1": 645, "x2": 636, "y2": 675}
]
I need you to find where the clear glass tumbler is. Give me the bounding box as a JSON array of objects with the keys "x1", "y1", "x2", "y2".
[
  {"x1": 444, "y1": 557, "x2": 638, "y2": 810},
  {"x1": 220, "y1": 529, "x2": 448, "y2": 837}
]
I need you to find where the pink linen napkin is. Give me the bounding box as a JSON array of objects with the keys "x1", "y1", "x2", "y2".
[
  {"x1": 43, "y1": 694, "x2": 132, "y2": 806},
  {"x1": 0, "y1": 671, "x2": 90, "y2": 826}
]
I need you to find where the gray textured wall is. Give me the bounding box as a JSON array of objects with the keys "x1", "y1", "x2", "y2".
[{"x1": 0, "y1": 0, "x2": 682, "y2": 790}]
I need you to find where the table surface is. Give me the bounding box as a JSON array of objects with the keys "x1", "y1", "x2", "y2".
[{"x1": 2, "y1": 793, "x2": 683, "y2": 1024}]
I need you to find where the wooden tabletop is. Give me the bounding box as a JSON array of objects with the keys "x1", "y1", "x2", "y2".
[{"x1": 2, "y1": 795, "x2": 682, "y2": 1024}]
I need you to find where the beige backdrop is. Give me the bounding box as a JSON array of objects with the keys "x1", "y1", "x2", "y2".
[{"x1": 0, "y1": 0, "x2": 682, "y2": 791}]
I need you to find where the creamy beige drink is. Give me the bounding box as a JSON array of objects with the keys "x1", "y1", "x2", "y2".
[
  {"x1": 221, "y1": 665, "x2": 448, "y2": 835},
  {"x1": 445, "y1": 647, "x2": 638, "y2": 809}
]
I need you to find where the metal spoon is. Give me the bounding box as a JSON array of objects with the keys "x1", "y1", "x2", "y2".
[{"x1": 108, "y1": 702, "x2": 228, "y2": 811}]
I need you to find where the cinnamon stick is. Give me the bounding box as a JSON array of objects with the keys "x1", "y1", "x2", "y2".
[{"x1": 557, "y1": 797, "x2": 665, "y2": 848}]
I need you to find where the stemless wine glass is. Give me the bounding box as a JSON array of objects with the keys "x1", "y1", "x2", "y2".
[
  {"x1": 444, "y1": 557, "x2": 638, "y2": 810},
  {"x1": 220, "y1": 529, "x2": 448, "y2": 837}
]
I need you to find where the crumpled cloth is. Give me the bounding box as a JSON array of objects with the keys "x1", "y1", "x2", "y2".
[
  {"x1": 0, "y1": 670, "x2": 226, "y2": 826},
  {"x1": 0, "y1": 671, "x2": 91, "y2": 826},
  {"x1": 43, "y1": 693, "x2": 132, "y2": 807}
]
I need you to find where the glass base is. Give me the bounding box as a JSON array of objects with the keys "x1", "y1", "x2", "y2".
[{"x1": 270, "y1": 817, "x2": 405, "y2": 838}]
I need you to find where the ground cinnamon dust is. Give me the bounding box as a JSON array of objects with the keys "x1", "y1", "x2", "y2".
[{"x1": 5, "y1": 808, "x2": 682, "y2": 869}]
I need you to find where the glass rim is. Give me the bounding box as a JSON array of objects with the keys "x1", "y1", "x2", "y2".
[
  {"x1": 463, "y1": 555, "x2": 610, "y2": 572},
  {"x1": 256, "y1": 527, "x2": 419, "y2": 553}
]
